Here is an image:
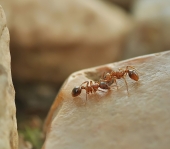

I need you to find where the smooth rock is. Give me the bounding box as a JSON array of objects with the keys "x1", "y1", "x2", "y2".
[
  {"x1": 103, "y1": 0, "x2": 134, "y2": 11},
  {"x1": 124, "y1": 0, "x2": 170, "y2": 59},
  {"x1": 43, "y1": 51, "x2": 170, "y2": 149},
  {"x1": 1, "y1": 0, "x2": 132, "y2": 113},
  {"x1": 19, "y1": 135, "x2": 32, "y2": 149},
  {"x1": 0, "y1": 5, "x2": 18, "y2": 149},
  {"x1": 1, "y1": 0, "x2": 132, "y2": 84}
]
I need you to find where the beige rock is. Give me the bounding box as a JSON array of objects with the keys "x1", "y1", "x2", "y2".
[
  {"x1": 19, "y1": 135, "x2": 32, "y2": 149},
  {"x1": 1, "y1": 0, "x2": 132, "y2": 84},
  {"x1": 124, "y1": 0, "x2": 170, "y2": 59},
  {"x1": 103, "y1": 0, "x2": 134, "y2": 11},
  {"x1": 0, "y1": 5, "x2": 18, "y2": 149},
  {"x1": 43, "y1": 51, "x2": 170, "y2": 149},
  {"x1": 1, "y1": 0, "x2": 133, "y2": 113}
]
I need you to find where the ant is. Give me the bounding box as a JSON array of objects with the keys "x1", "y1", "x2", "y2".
[
  {"x1": 72, "y1": 80, "x2": 110, "y2": 100},
  {"x1": 100, "y1": 66, "x2": 139, "y2": 93}
]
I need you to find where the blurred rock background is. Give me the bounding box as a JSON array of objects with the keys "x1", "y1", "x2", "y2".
[{"x1": 0, "y1": 0, "x2": 169, "y2": 148}]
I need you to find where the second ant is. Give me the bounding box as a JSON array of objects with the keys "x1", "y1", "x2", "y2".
[
  {"x1": 100, "y1": 66, "x2": 139, "y2": 93},
  {"x1": 72, "y1": 80, "x2": 110, "y2": 100}
]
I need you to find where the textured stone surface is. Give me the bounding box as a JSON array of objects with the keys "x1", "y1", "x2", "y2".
[
  {"x1": 124, "y1": 0, "x2": 170, "y2": 59},
  {"x1": 103, "y1": 0, "x2": 134, "y2": 11},
  {"x1": 43, "y1": 51, "x2": 170, "y2": 149},
  {"x1": 1, "y1": 0, "x2": 132, "y2": 113},
  {"x1": 0, "y1": 5, "x2": 18, "y2": 149},
  {"x1": 19, "y1": 136, "x2": 32, "y2": 149},
  {"x1": 1, "y1": 0, "x2": 132, "y2": 84}
]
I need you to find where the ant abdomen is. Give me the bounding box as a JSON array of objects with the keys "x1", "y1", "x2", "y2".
[
  {"x1": 128, "y1": 70, "x2": 139, "y2": 81},
  {"x1": 99, "y1": 81, "x2": 110, "y2": 89}
]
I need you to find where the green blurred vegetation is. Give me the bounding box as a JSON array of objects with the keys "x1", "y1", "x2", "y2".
[{"x1": 17, "y1": 115, "x2": 45, "y2": 149}]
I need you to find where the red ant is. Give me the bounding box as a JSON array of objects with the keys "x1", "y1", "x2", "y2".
[
  {"x1": 72, "y1": 80, "x2": 110, "y2": 100},
  {"x1": 101, "y1": 66, "x2": 139, "y2": 93}
]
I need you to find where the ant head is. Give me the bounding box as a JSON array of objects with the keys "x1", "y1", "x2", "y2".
[
  {"x1": 128, "y1": 69, "x2": 139, "y2": 81},
  {"x1": 72, "y1": 86, "x2": 81, "y2": 97},
  {"x1": 104, "y1": 73, "x2": 111, "y2": 80},
  {"x1": 99, "y1": 81, "x2": 110, "y2": 89}
]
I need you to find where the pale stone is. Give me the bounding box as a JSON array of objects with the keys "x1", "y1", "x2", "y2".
[
  {"x1": 19, "y1": 135, "x2": 32, "y2": 149},
  {"x1": 43, "y1": 51, "x2": 170, "y2": 149},
  {"x1": 1, "y1": 0, "x2": 132, "y2": 113},
  {"x1": 124, "y1": 0, "x2": 170, "y2": 59},
  {"x1": 103, "y1": 0, "x2": 134, "y2": 10},
  {"x1": 0, "y1": 5, "x2": 18, "y2": 149},
  {"x1": 1, "y1": 0, "x2": 132, "y2": 84}
]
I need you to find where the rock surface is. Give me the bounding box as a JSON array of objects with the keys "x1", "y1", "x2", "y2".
[
  {"x1": 1, "y1": 0, "x2": 132, "y2": 114},
  {"x1": 103, "y1": 0, "x2": 134, "y2": 11},
  {"x1": 0, "y1": 5, "x2": 18, "y2": 149},
  {"x1": 43, "y1": 51, "x2": 170, "y2": 149},
  {"x1": 124, "y1": 0, "x2": 170, "y2": 59},
  {"x1": 18, "y1": 135, "x2": 32, "y2": 149},
  {"x1": 1, "y1": 0, "x2": 132, "y2": 84}
]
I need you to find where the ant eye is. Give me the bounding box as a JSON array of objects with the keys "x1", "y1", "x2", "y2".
[{"x1": 72, "y1": 86, "x2": 81, "y2": 97}]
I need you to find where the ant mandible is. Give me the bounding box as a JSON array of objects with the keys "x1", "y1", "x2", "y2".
[
  {"x1": 72, "y1": 80, "x2": 110, "y2": 100},
  {"x1": 101, "y1": 66, "x2": 139, "y2": 93}
]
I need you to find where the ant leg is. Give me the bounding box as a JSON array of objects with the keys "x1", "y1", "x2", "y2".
[
  {"x1": 119, "y1": 68, "x2": 127, "y2": 76},
  {"x1": 102, "y1": 72, "x2": 106, "y2": 79},
  {"x1": 80, "y1": 81, "x2": 89, "y2": 101},
  {"x1": 85, "y1": 81, "x2": 89, "y2": 101},
  {"x1": 126, "y1": 66, "x2": 142, "y2": 75},
  {"x1": 89, "y1": 81, "x2": 93, "y2": 94},
  {"x1": 126, "y1": 66, "x2": 136, "y2": 70},
  {"x1": 99, "y1": 72, "x2": 106, "y2": 82},
  {"x1": 80, "y1": 81, "x2": 89, "y2": 86},
  {"x1": 113, "y1": 77, "x2": 118, "y2": 90},
  {"x1": 122, "y1": 76, "x2": 129, "y2": 94},
  {"x1": 86, "y1": 92, "x2": 87, "y2": 101},
  {"x1": 98, "y1": 89, "x2": 107, "y2": 92}
]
